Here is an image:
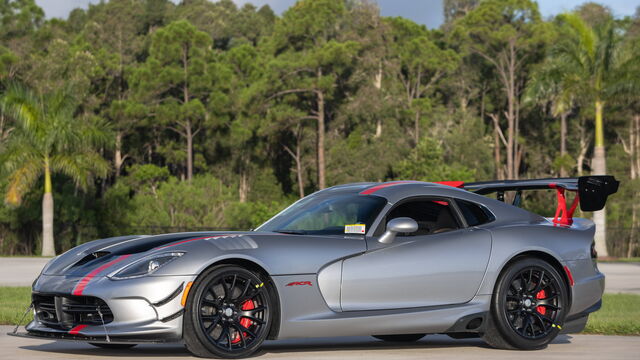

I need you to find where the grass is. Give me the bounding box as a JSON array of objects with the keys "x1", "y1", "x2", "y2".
[
  {"x1": 598, "y1": 257, "x2": 640, "y2": 263},
  {"x1": 0, "y1": 287, "x2": 31, "y2": 326},
  {"x1": 0, "y1": 287, "x2": 638, "y2": 335},
  {"x1": 584, "y1": 293, "x2": 640, "y2": 335}
]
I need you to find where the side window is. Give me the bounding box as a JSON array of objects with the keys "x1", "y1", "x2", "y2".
[
  {"x1": 455, "y1": 199, "x2": 495, "y2": 226},
  {"x1": 387, "y1": 199, "x2": 460, "y2": 236}
]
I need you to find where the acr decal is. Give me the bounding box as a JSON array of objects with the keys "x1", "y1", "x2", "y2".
[
  {"x1": 68, "y1": 324, "x2": 88, "y2": 335},
  {"x1": 345, "y1": 224, "x2": 366, "y2": 234},
  {"x1": 286, "y1": 281, "x2": 313, "y2": 287},
  {"x1": 72, "y1": 255, "x2": 131, "y2": 296}
]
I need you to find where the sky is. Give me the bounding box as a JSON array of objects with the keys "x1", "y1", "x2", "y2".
[{"x1": 35, "y1": 0, "x2": 639, "y2": 28}]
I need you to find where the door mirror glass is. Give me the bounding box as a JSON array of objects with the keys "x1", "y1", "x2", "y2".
[{"x1": 379, "y1": 217, "x2": 418, "y2": 244}]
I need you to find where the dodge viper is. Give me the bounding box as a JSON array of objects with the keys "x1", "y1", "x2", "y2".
[{"x1": 9, "y1": 175, "x2": 619, "y2": 358}]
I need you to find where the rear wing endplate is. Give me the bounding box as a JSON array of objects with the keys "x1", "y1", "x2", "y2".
[{"x1": 448, "y1": 176, "x2": 619, "y2": 226}]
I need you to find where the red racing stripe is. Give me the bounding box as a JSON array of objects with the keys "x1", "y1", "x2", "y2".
[
  {"x1": 359, "y1": 181, "x2": 416, "y2": 195},
  {"x1": 155, "y1": 235, "x2": 228, "y2": 250},
  {"x1": 68, "y1": 324, "x2": 88, "y2": 335},
  {"x1": 72, "y1": 255, "x2": 131, "y2": 296}
]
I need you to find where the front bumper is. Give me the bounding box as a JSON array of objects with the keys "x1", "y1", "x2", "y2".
[{"x1": 23, "y1": 274, "x2": 196, "y2": 342}]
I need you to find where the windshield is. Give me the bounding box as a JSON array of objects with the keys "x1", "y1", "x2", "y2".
[{"x1": 257, "y1": 193, "x2": 387, "y2": 236}]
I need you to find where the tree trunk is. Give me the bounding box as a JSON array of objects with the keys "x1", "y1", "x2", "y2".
[
  {"x1": 560, "y1": 112, "x2": 568, "y2": 177},
  {"x1": 628, "y1": 204, "x2": 637, "y2": 258},
  {"x1": 42, "y1": 162, "x2": 55, "y2": 256},
  {"x1": 414, "y1": 109, "x2": 421, "y2": 146},
  {"x1": 295, "y1": 141, "x2": 304, "y2": 198},
  {"x1": 494, "y1": 124, "x2": 502, "y2": 180},
  {"x1": 186, "y1": 120, "x2": 193, "y2": 182},
  {"x1": 239, "y1": 171, "x2": 248, "y2": 203},
  {"x1": 592, "y1": 100, "x2": 608, "y2": 257},
  {"x1": 114, "y1": 131, "x2": 124, "y2": 177},
  {"x1": 316, "y1": 69, "x2": 326, "y2": 190},
  {"x1": 374, "y1": 61, "x2": 383, "y2": 138},
  {"x1": 577, "y1": 119, "x2": 589, "y2": 176}
]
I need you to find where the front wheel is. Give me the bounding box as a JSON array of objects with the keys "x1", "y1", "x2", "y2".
[
  {"x1": 184, "y1": 265, "x2": 273, "y2": 358},
  {"x1": 483, "y1": 257, "x2": 568, "y2": 350}
]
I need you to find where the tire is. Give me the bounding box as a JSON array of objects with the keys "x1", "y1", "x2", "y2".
[
  {"x1": 89, "y1": 343, "x2": 137, "y2": 349},
  {"x1": 482, "y1": 257, "x2": 568, "y2": 350},
  {"x1": 372, "y1": 334, "x2": 426, "y2": 342},
  {"x1": 184, "y1": 265, "x2": 274, "y2": 358}
]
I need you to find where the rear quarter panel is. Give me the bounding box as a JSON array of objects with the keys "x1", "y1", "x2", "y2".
[{"x1": 477, "y1": 217, "x2": 603, "y2": 316}]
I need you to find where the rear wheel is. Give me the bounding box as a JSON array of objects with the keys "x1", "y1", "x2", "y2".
[
  {"x1": 184, "y1": 265, "x2": 273, "y2": 358},
  {"x1": 483, "y1": 257, "x2": 568, "y2": 350},
  {"x1": 372, "y1": 334, "x2": 426, "y2": 342}
]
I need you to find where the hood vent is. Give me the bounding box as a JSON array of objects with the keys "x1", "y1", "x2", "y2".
[{"x1": 71, "y1": 251, "x2": 111, "y2": 269}]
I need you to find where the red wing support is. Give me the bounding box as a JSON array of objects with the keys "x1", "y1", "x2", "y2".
[
  {"x1": 549, "y1": 184, "x2": 580, "y2": 226},
  {"x1": 437, "y1": 176, "x2": 619, "y2": 226}
]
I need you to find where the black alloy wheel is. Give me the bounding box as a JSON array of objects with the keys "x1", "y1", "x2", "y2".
[
  {"x1": 184, "y1": 265, "x2": 273, "y2": 358},
  {"x1": 504, "y1": 267, "x2": 563, "y2": 339},
  {"x1": 483, "y1": 257, "x2": 568, "y2": 350}
]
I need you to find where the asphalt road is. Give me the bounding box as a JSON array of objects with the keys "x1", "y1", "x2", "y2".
[
  {"x1": 1, "y1": 327, "x2": 639, "y2": 360},
  {"x1": 1, "y1": 257, "x2": 638, "y2": 294},
  {"x1": 1, "y1": 260, "x2": 639, "y2": 359}
]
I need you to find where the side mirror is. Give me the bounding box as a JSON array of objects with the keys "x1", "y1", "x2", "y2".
[{"x1": 378, "y1": 217, "x2": 418, "y2": 244}]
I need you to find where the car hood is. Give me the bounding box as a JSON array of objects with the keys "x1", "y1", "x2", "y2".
[{"x1": 41, "y1": 231, "x2": 251, "y2": 276}]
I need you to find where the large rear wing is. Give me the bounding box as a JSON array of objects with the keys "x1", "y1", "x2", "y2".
[{"x1": 438, "y1": 176, "x2": 619, "y2": 226}]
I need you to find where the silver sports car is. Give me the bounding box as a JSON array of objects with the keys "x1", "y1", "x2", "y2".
[{"x1": 10, "y1": 176, "x2": 619, "y2": 358}]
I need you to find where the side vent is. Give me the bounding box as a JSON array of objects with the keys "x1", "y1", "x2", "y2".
[{"x1": 209, "y1": 235, "x2": 258, "y2": 251}]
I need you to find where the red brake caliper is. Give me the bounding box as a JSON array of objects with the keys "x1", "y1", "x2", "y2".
[
  {"x1": 231, "y1": 300, "x2": 255, "y2": 344},
  {"x1": 535, "y1": 289, "x2": 546, "y2": 315}
]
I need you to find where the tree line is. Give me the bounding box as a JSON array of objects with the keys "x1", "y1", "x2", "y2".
[{"x1": 0, "y1": 0, "x2": 638, "y2": 257}]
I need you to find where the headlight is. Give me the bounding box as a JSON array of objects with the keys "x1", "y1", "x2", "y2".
[{"x1": 109, "y1": 252, "x2": 185, "y2": 280}]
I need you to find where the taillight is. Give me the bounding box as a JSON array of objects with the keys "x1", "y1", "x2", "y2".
[{"x1": 591, "y1": 241, "x2": 598, "y2": 259}]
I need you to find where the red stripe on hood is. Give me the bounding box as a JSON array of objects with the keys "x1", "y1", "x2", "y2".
[
  {"x1": 72, "y1": 255, "x2": 131, "y2": 296},
  {"x1": 155, "y1": 235, "x2": 228, "y2": 250}
]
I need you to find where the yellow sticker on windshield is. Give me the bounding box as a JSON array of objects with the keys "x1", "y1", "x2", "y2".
[{"x1": 345, "y1": 224, "x2": 366, "y2": 234}]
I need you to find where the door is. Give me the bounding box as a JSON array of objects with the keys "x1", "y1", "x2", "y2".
[{"x1": 340, "y1": 198, "x2": 492, "y2": 311}]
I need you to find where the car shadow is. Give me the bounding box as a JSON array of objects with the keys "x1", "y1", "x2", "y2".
[{"x1": 18, "y1": 334, "x2": 574, "y2": 358}]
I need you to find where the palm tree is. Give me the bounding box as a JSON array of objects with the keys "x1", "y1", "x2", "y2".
[
  {"x1": 526, "y1": 60, "x2": 575, "y2": 177},
  {"x1": 1, "y1": 85, "x2": 110, "y2": 256},
  {"x1": 543, "y1": 13, "x2": 637, "y2": 257}
]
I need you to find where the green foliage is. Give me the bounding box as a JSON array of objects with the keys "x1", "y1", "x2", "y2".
[
  {"x1": 395, "y1": 138, "x2": 476, "y2": 182},
  {"x1": 127, "y1": 174, "x2": 234, "y2": 229},
  {"x1": 0, "y1": 84, "x2": 111, "y2": 204},
  {"x1": 0, "y1": 0, "x2": 638, "y2": 256}
]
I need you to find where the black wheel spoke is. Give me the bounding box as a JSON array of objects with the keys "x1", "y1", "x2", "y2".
[
  {"x1": 196, "y1": 270, "x2": 269, "y2": 353},
  {"x1": 236, "y1": 323, "x2": 257, "y2": 339},
  {"x1": 230, "y1": 275, "x2": 237, "y2": 297},
  {"x1": 205, "y1": 316, "x2": 221, "y2": 333},
  {"x1": 533, "y1": 270, "x2": 546, "y2": 294},
  {"x1": 239, "y1": 278, "x2": 251, "y2": 299},
  {"x1": 231, "y1": 323, "x2": 248, "y2": 349},
  {"x1": 503, "y1": 265, "x2": 563, "y2": 341}
]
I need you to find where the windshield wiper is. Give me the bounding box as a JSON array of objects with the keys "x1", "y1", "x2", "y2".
[{"x1": 273, "y1": 229, "x2": 307, "y2": 235}]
